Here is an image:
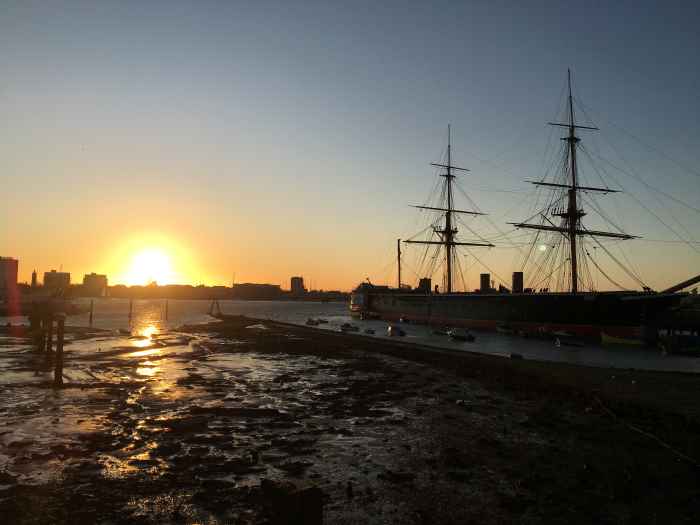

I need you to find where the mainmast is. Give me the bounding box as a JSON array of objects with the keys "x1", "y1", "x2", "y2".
[
  {"x1": 566, "y1": 70, "x2": 581, "y2": 293},
  {"x1": 405, "y1": 126, "x2": 493, "y2": 293},
  {"x1": 444, "y1": 125, "x2": 455, "y2": 292},
  {"x1": 510, "y1": 70, "x2": 636, "y2": 294}
]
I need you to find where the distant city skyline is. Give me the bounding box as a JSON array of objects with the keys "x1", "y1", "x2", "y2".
[{"x1": 2, "y1": 2, "x2": 699, "y2": 291}]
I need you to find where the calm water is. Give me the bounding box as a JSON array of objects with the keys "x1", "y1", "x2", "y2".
[{"x1": 2, "y1": 298, "x2": 700, "y2": 373}]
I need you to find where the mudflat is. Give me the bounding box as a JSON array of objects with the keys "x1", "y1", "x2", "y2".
[{"x1": 1, "y1": 316, "x2": 699, "y2": 524}]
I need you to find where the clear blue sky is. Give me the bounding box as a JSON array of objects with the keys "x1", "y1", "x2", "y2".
[{"x1": 1, "y1": 1, "x2": 699, "y2": 290}]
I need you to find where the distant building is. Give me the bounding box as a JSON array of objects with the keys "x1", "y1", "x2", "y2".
[
  {"x1": 232, "y1": 283, "x2": 283, "y2": 300},
  {"x1": 44, "y1": 270, "x2": 70, "y2": 292},
  {"x1": 83, "y1": 273, "x2": 108, "y2": 297},
  {"x1": 31, "y1": 270, "x2": 38, "y2": 288},
  {"x1": 290, "y1": 276, "x2": 307, "y2": 296},
  {"x1": 0, "y1": 257, "x2": 19, "y2": 297}
]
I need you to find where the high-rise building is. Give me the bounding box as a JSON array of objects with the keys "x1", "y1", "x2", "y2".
[
  {"x1": 83, "y1": 273, "x2": 108, "y2": 297},
  {"x1": 290, "y1": 276, "x2": 306, "y2": 295},
  {"x1": 31, "y1": 269, "x2": 38, "y2": 288},
  {"x1": 0, "y1": 257, "x2": 19, "y2": 297},
  {"x1": 44, "y1": 270, "x2": 71, "y2": 291}
]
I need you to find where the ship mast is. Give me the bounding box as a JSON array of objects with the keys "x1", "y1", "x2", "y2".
[
  {"x1": 405, "y1": 126, "x2": 493, "y2": 293},
  {"x1": 444, "y1": 125, "x2": 455, "y2": 292},
  {"x1": 510, "y1": 70, "x2": 636, "y2": 293}
]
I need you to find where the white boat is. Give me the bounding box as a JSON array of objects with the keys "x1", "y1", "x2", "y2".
[{"x1": 447, "y1": 328, "x2": 475, "y2": 342}]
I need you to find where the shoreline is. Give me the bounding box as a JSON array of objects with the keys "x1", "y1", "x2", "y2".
[{"x1": 207, "y1": 315, "x2": 700, "y2": 420}]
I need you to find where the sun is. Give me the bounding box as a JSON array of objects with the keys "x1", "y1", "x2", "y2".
[{"x1": 123, "y1": 248, "x2": 176, "y2": 285}]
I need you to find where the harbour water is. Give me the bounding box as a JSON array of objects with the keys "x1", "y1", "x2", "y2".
[{"x1": 2, "y1": 298, "x2": 699, "y2": 373}]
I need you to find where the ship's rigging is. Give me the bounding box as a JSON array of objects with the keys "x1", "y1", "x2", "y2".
[
  {"x1": 403, "y1": 126, "x2": 493, "y2": 293},
  {"x1": 381, "y1": 71, "x2": 699, "y2": 294},
  {"x1": 510, "y1": 70, "x2": 636, "y2": 294}
]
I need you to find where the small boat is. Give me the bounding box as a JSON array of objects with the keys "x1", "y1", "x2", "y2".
[
  {"x1": 387, "y1": 325, "x2": 406, "y2": 337},
  {"x1": 551, "y1": 330, "x2": 576, "y2": 338},
  {"x1": 555, "y1": 337, "x2": 584, "y2": 348},
  {"x1": 306, "y1": 318, "x2": 320, "y2": 326},
  {"x1": 658, "y1": 334, "x2": 700, "y2": 356},
  {"x1": 601, "y1": 332, "x2": 643, "y2": 346},
  {"x1": 447, "y1": 328, "x2": 475, "y2": 342},
  {"x1": 317, "y1": 318, "x2": 329, "y2": 324},
  {"x1": 364, "y1": 328, "x2": 376, "y2": 335},
  {"x1": 340, "y1": 323, "x2": 359, "y2": 333},
  {"x1": 496, "y1": 324, "x2": 514, "y2": 335},
  {"x1": 433, "y1": 327, "x2": 450, "y2": 336}
]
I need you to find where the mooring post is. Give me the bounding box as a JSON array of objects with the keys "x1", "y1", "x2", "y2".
[
  {"x1": 89, "y1": 299, "x2": 94, "y2": 327},
  {"x1": 53, "y1": 314, "x2": 66, "y2": 387},
  {"x1": 46, "y1": 312, "x2": 54, "y2": 353},
  {"x1": 30, "y1": 304, "x2": 43, "y2": 351},
  {"x1": 164, "y1": 299, "x2": 169, "y2": 321},
  {"x1": 128, "y1": 299, "x2": 133, "y2": 325},
  {"x1": 29, "y1": 304, "x2": 38, "y2": 332}
]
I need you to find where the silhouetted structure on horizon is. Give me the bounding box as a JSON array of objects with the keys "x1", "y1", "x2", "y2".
[
  {"x1": 82, "y1": 273, "x2": 108, "y2": 297},
  {"x1": 0, "y1": 257, "x2": 19, "y2": 298},
  {"x1": 232, "y1": 283, "x2": 283, "y2": 300},
  {"x1": 44, "y1": 270, "x2": 71, "y2": 293},
  {"x1": 290, "y1": 276, "x2": 306, "y2": 296}
]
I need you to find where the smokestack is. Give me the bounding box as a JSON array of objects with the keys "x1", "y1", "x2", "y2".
[
  {"x1": 512, "y1": 272, "x2": 524, "y2": 294},
  {"x1": 480, "y1": 273, "x2": 490, "y2": 293}
]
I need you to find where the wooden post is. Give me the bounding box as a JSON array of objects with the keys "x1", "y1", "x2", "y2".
[
  {"x1": 89, "y1": 299, "x2": 94, "y2": 327},
  {"x1": 54, "y1": 314, "x2": 66, "y2": 387},
  {"x1": 29, "y1": 304, "x2": 39, "y2": 332},
  {"x1": 36, "y1": 326, "x2": 46, "y2": 352},
  {"x1": 128, "y1": 299, "x2": 133, "y2": 325},
  {"x1": 164, "y1": 299, "x2": 169, "y2": 321},
  {"x1": 30, "y1": 304, "x2": 43, "y2": 351},
  {"x1": 46, "y1": 313, "x2": 54, "y2": 353}
]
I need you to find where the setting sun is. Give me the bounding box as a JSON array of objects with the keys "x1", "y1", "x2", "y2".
[
  {"x1": 122, "y1": 249, "x2": 176, "y2": 286},
  {"x1": 108, "y1": 234, "x2": 201, "y2": 286}
]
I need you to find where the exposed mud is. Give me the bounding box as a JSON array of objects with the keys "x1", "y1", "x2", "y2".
[{"x1": 1, "y1": 317, "x2": 699, "y2": 524}]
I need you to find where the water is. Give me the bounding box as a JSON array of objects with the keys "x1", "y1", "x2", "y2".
[{"x1": 2, "y1": 298, "x2": 699, "y2": 373}]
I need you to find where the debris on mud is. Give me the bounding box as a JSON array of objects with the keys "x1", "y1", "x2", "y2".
[{"x1": 0, "y1": 315, "x2": 699, "y2": 524}]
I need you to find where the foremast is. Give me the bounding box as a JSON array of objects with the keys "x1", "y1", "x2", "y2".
[
  {"x1": 405, "y1": 126, "x2": 494, "y2": 293},
  {"x1": 510, "y1": 70, "x2": 635, "y2": 294}
]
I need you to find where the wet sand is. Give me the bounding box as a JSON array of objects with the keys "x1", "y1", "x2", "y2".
[{"x1": 1, "y1": 317, "x2": 699, "y2": 524}]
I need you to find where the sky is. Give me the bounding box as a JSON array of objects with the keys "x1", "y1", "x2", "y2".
[{"x1": 1, "y1": 1, "x2": 699, "y2": 291}]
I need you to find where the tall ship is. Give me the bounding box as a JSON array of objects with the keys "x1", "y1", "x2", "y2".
[{"x1": 351, "y1": 71, "x2": 700, "y2": 342}]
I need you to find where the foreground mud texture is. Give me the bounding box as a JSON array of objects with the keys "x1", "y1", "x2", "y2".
[{"x1": 1, "y1": 317, "x2": 699, "y2": 524}]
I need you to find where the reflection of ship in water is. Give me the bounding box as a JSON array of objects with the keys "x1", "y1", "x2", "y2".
[{"x1": 351, "y1": 71, "x2": 700, "y2": 343}]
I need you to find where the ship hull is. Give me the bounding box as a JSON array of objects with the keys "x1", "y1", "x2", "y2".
[{"x1": 351, "y1": 290, "x2": 685, "y2": 341}]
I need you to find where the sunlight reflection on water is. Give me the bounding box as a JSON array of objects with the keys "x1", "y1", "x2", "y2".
[
  {"x1": 136, "y1": 366, "x2": 160, "y2": 377},
  {"x1": 129, "y1": 348, "x2": 162, "y2": 357}
]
